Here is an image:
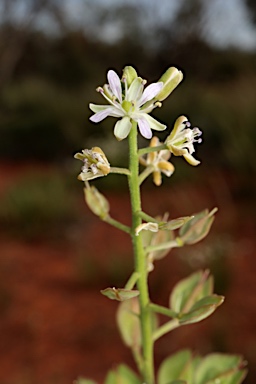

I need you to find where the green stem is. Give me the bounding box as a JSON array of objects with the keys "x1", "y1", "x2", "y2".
[
  {"x1": 125, "y1": 272, "x2": 140, "y2": 290},
  {"x1": 138, "y1": 166, "x2": 153, "y2": 185},
  {"x1": 146, "y1": 240, "x2": 181, "y2": 253},
  {"x1": 153, "y1": 319, "x2": 180, "y2": 342},
  {"x1": 110, "y1": 166, "x2": 131, "y2": 176},
  {"x1": 138, "y1": 144, "x2": 167, "y2": 157},
  {"x1": 128, "y1": 122, "x2": 155, "y2": 384},
  {"x1": 103, "y1": 215, "x2": 131, "y2": 234},
  {"x1": 138, "y1": 211, "x2": 160, "y2": 224},
  {"x1": 149, "y1": 303, "x2": 177, "y2": 319}
]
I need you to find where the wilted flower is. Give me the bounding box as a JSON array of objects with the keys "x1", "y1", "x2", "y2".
[
  {"x1": 140, "y1": 136, "x2": 174, "y2": 186},
  {"x1": 165, "y1": 116, "x2": 202, "y2": 166},
  {"x1": 135, "y1": 222, "x2": 159, "y2": 236},
  {"x1": 89, "y1": 67, "x2": 167, "y2": 140},
  {"x1": 74, "y1": 147, "x2": 110, "y2": 181}
]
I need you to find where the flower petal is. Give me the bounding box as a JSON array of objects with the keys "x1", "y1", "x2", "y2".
[
  {"x1": 114, "y1": 116, "x2": 132, "y2": 140},
  {"x1": 89, "y1": 106, "x2": 124, "y2": 122},
  {"x1": 126, "y1": 77, "x2": 144, "y2": 102},
  {"x1": 183, "y1": 153, "x2": 200, "y2": 166},
  {"x1": 135, "y1": 222, "x2": 159, "y2": 236},
  {"x1": 137, "y1": 118, "x2": 152, "y2": 139},
  {"x1": 107, "y1": 70, "x2": 122, "y2": 103},
  {"x1": 142, "y1": 114, "x2": 167, "y2": 131},
  {"x1": 138, "y1": 82, "x2": 163, "y2": 106}
]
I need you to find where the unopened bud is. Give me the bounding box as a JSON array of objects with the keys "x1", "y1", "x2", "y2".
[
  {"x1": 156, "y1": 67, "x2": 183, "y2": 101},
  {"x1": 122, "y1": 66, "x2": 138, "y2": 86},
  {"x1": 84, "y1": 185, "x2": 109, "y2": 219}
]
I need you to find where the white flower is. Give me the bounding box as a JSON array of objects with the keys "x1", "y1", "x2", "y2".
[
  {"x1": 165, "y1": 116, "x2": 202, "y2": 166},
  {"x1": 74, "y1": 147, "x2": 110, "y2": 181},
  {"x1": 89, "y1": 68, "x2": 167, "y2": 140}
]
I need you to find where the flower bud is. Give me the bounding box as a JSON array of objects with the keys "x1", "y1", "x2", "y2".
[
  {"x1": 84, "y1": 185, "x2": 109, "y2": 219},
  {"x1": 122, "y1": 66, "x2": 138, "y2": 86},
  {"x1": 156, "y1": 67, "x2": 183, "y2": 101}
]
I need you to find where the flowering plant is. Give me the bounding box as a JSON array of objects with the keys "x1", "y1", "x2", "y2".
[{"x1": 75, "y1": 66, "x2": 247, "y2": 384}]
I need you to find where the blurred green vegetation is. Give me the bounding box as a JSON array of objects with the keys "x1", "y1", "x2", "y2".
[
  {"x1": 0, "y1": 171, "x2": 81, "y2": 240},
  {"x1": 0, "y1": 26, "x2": 256, "y2": 177},
  {"x1": 0, "y1": 0, "x2": 256, "y2": 240}
]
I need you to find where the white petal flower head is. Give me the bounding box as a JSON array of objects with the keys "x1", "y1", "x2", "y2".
[
  {"x1": 89, "y1": 66, "x2": 167, "y2": 140},
  {"x1": 74, "y1": 147, "x2": 110, "y2": 181},
  {"x1": 165, "y1": 116, "x2": 202, "y2": 166}
]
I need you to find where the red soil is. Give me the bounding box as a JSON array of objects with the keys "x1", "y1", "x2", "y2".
[{"x1": 0, "y1": 164, "x2": 255, "y2": 384}]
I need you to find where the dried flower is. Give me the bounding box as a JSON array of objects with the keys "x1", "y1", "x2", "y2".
[
  {"x1": 74, "y1": 147, "x2": 110, "y2": 181},
  {"x1": 140, "y1": 136, "x2": 174, "y2": 186}
]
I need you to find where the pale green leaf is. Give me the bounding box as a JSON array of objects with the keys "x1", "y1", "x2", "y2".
[
  {"x1": 170, "y1": 270, "x2": 211, "y2": 314},
  {"x1": 100, "y1": 287, "x2": 139, "y2": 301},
  {"x1": 104, "y1": 364, "x2": 141, "y2": 384},
  {"x1": 178, "y1": 295, "x2": 224, "y2": 325},
  {"x1": 195, "y1": 354, "x2": 247, "y2": 384},
  {"x1": 157, "y1": 349, "x2": 194, "y2": 384}
]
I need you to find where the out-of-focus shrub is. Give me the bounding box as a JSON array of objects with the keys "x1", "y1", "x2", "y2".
[{"x1": 0, "y1": 171, "x2": 80, "y2": 240}]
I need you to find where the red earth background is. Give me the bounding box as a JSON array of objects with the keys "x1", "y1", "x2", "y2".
[{"x1": 0, "y1": 162, "x2": 255, "y2": 384}]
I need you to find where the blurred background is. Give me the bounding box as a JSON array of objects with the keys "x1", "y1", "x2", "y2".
[{"x1": 0, "y1": 0, "x2": 256, "y2": 383}]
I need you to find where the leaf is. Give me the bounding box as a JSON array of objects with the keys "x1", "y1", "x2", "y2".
[
  {"x1": 169, "y1": 270, "x2": 211, "y2": 314},
  {"x1": 179, "y1": 208, "x2": 217, "y2": 245},
  {"x1": 159, "y1": 216, "x2": 193, "y2": 231},
  {"x1": 195, "y1": 353, "x2": 247, "y2": 384},
  {"x1": 157, "y1": 349, "x2": 194, "y2": 384},
  {"x1": 116, "y1": 298, "x2": 141, "y2": 348},
  {"x1": 169, "y1": 381, "x2": 187, "y2": 384},
  {"x1": 75, "y1": 378, "x2": 97, "y2": 384},
  {"x1": 104, "y1": 364, "x2": 141, "y2": 384},
  {"x1": 179, "y1": 295, "x2": 224, "y2": 325},
  {"x1": 100, "y1": 287, "x2": 140, "y2": 301}
]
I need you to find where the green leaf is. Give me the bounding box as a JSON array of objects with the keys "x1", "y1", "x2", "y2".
[
  {"x1": 104, "y1": 364, "x2": 141, "y2": 384},
  {"x1": 195, "y1": 354, "x2": 247, "y2": 384},
  {"x1": 170, "y1": 270, "x2": 212, "y2": 314},
  {"x1": 157, "y1": 349, "x2": 194, "y2": 384},
  {"x1": 179, "y1": 295, "x2": 224, "y2": 325},
  {"x1": 169, "y1": 381, "x2": 187, "y2": 384},
  {"x1": 100, "y1": 287, "x2": 140, "y2": 301},
  {"x1": 75, "y1": 378, "x2": 97, "y2": 384},
  {"x1": 116, "y1": 298, "x2": 141, "y2": 348},
  {"x1": 178, "y1": 208, "x2": 217, "y2": 245}
]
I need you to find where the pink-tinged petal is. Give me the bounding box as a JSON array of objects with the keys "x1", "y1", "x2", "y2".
[
  {"x1": 138, "y1": 82, "x2": 163, "y2": 106},
  {"x1": 89, "y1": 110, "x2": 110, "y2": 123},
  {"x1": 107, "y1": 70, "x2": 122, "y2": 103},
  {"x1": 137, "y1": 118, "x2": 152, "y2": 139},
  {"x1": 114, "y1": 117, "x2": 132, "y2": 140},
  {"x1": 89, "y1": 106, "x2": 124, "y2": 122}
]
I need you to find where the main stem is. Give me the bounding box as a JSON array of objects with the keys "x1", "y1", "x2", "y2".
[{"x1": 128, "y1": 122, "x2": 154, "y2": 384}]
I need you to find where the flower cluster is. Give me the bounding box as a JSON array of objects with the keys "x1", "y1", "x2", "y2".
[{"x1": 89, "y1": 66, "x2": 183, "y2": 140}]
